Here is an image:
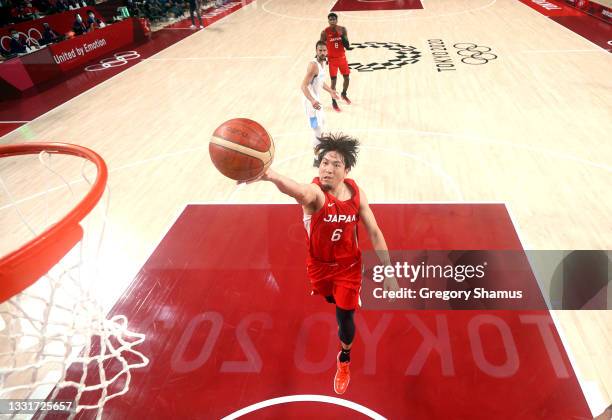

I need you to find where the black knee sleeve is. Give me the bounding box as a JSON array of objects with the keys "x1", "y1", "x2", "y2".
[{"x1": 336, "y1": 307, "x2": 355, "y2": 345}]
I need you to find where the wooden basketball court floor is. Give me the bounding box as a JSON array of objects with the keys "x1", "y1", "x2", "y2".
[{"x1": 1, "y1": 0, "x2": 611, "y2": 418}]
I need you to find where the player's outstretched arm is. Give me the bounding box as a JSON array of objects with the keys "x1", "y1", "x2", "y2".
[
  {"x1": 261, "y1": 169, "x2": 323, "y2": 208},
  {"x1": 320, "y1": 30, "x2": 326, "y2": 43},
  {"x1": 359, "y1": 188, "x2": 399, "y2": 291}
]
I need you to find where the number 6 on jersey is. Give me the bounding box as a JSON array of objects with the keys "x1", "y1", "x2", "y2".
[{"x1": 331, "y1": 228, "x2": 343, "y2": 241}]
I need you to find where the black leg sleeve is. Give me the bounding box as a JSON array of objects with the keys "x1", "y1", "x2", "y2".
[{"x1": 336, "y1": 306, "x2": 355, "y2": 346}]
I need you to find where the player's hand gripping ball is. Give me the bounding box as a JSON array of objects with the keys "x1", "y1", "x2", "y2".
[{"x1": 209, "y1": 118, "x2": 275, "y2": 182}]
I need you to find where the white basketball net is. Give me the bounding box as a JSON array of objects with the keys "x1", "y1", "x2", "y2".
[{"x1": 0, "y1": 149, "x2": 149, "y2": 419}]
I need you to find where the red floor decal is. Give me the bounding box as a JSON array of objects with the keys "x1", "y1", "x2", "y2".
[
  {"x1": 52, "y1": 204, "x2": 590, "y2": 419},
  {"x1": 518, "y1": 0, "x2": 612, "y2": 51},
  {"x1": 0, "y1": 29, "x2": 191, "y2": 122},
  {"x1": 0, "y1": 122, "x2": 24, "y2": 137},
  {"x1": 0, "y1": 1, "x2": 253, "y2": 124},
  {"x1": 518, "y1": 0, "x2": 584, "y2": 17},
  {"x1": 552, "y1": 14, "x2": 612, "y2": 50},
  {"x1": 331, "y1": 0, "x2": 423, "y2": 12}
]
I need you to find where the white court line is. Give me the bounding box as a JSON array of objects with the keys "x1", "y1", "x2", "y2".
[
  {"x1": 261, "y1": 0, "x2": 496, "y2": 21},
  {"x1": 506, "y1": 202, "x2": 601, "y2": 417},
  {"x1": 363, "y1": 145, "x2": 463, "y2": 200},
  {"x1": 274, "y1": 128, "x2": 612, "y2": 173},
  {"x1": 0, "y1": 145, "x2": 209, "y2": 211},
  {"x1": 548, "y1": 301, "x2": 600, "y2": 417},
  {"x1": 225, "y1": 144, "x2": 465, "y2": 201},
  {"x1": 504, "y1": 202, "x2": 529, "y2": 250},
  {"x1": 0, "y1": 121, "x2": 30, "y2": 124},
  {"x1": 98, "y1": 202, "x2": 189, "y2": 314},
  {"x1": 220, "y1": 394, "x2": 386, "y2": 420},
  {"x1": 3, "y1": 126, "x2": 611, "y2": 211},
  {"x1": 350, "y1": 128, "x2": 612, "y2": 173}
]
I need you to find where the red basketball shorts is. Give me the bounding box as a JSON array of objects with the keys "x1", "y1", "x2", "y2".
[
  {"x1": 328, "y1": 56, "x2": 350, "y2": 78},
  {"x1": 307, "y1": 259, "x2": 362, "y2": 310}
]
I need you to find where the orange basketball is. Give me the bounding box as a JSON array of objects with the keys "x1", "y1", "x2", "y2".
[{"x1": 209, "y1": 118, "x2": 274, "y2": 181}]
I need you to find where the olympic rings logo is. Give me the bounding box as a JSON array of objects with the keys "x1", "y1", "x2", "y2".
[
  {"x1": 1, "y1": 28, "x2": 42, "y2": 52},
  {"x1": 348, "y1": 41, "x2": 421, "y2": 72},
  {"x1": 453, "y1": 43, "x2": 497, "y2": 65},
  {"x1": 84, "y1": 51, "x2": 140, "y2": 71}
]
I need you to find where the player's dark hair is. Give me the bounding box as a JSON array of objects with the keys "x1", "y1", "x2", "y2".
[
  {"x1": 315, "y1": 40, "x2": 326, "y2": 50},
  {"x1": 315, "y1": 133, "x2": 359, "y2": 170},
  {"x1": 328, "y1": 12, "x2": 338, "y2": 19}
]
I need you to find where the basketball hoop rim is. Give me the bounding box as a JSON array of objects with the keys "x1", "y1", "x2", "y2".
[{"x1": 0, "y1": 142, "x2": 108, "y2": 303}]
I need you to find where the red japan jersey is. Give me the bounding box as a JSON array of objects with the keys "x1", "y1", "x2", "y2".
[
  {"x1": 304, "y1": 178, "x2": 361, "y2": 264},
  {"x1": 324, "y1": 27, "x2": 346, "y2": 59}
]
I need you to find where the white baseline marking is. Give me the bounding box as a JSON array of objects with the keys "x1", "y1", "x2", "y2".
[
  {"x1": 505, "y1": 202, "x2": 601, "y2": 417},
  {"x1": 220, "y1": 394, "x2": 386, "y2": 420}
]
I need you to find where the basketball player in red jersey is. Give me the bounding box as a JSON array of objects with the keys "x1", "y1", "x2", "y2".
[
  {"x1": 321, "y1": 13, "x2": 351, "y2": 112},
  {"x1": 249, "y1": 134, "x2": 399, "y2": 394}
]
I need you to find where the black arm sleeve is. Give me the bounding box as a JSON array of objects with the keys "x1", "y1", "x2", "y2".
[{"x1": 341, "y1": 35, "x2": 350, "y2": 49}]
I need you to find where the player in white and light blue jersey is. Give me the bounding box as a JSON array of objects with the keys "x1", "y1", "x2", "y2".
[{"x1": 301, "y1": 41, "x2": 340, "y2": 151}]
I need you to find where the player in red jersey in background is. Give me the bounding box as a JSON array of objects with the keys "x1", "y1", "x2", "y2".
[
  {"x1": 249, "y1": 134, "x2": 398, "y2": 394},
  {"x1": 320, "y1": 13, "x2": 352, "y2": 112}
]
